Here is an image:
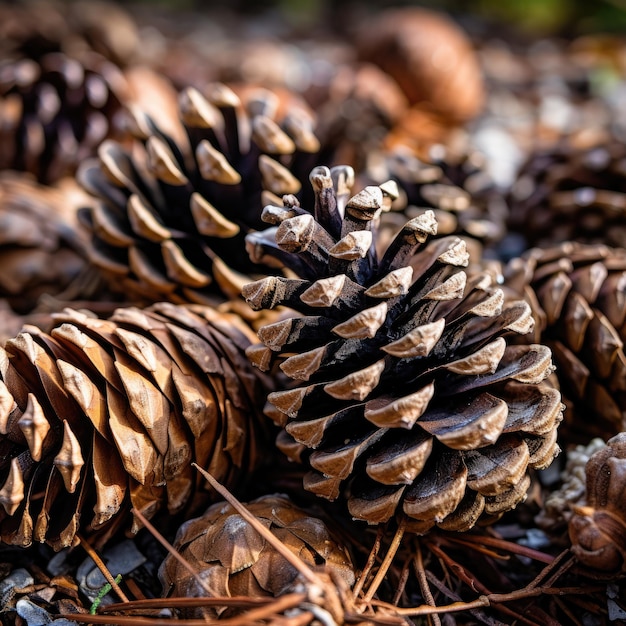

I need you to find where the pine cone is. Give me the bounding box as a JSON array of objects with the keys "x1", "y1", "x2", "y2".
[
  {"x1": 77, "y1": 82, "x2": 319, "y2": 310},
  {"x1": 0, "y1": 172, "x2": 91, "y2": 314},
  {"x1": 0, "y1": 49, "x2": 129, "y2": 184},
  {"x1": 243, "y1": 166, "x2": 562, "y2": 533},
  {"x1": 159, "y1": 494, "x2": 355, "y2": 619},
  {"x1": 568, "y1": 432, "x2": 626, "y2": 575},
  {"x1": 371, "y1": 146, "x2": 509, "y2": 268},
  {"x1": 503, "y1": 242, "x2": 626, "y2": 443},
  {"x1": 508, "y1": 139, "x2": 626, "y2": 249},
  {"x1": 0, "y1": 0, "x2": 139, "y2": 66},
  {"x1": 313, "y1": 63, "x2": 408, "y2": 172},
  {"x1": 355, "y1": 7, "x2": 484, "y2": 124},
  {"x1": 0, "y1": 302, "x2": 272, "y2": 550}
]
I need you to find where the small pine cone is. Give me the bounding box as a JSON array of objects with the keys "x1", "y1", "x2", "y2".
[
  {"x1": 243, "y1": 166, "x2": 562, "y2": 533},
  {"x1": 508, "y1": 139, "x2": 626, "y2": 249},
  {"x1": 0, "y1": 172, "x2": 91, "y2": 314},
  {"x1": 77, "y1": 82, "x2": 319, "y2": 309},
  {"x1": 0, "y1": 50, "x2": 129, "y2": 184},
  {"x1": 371, "y1": 146, "x2": 509, "y2": 267},
  {"x1": 0, "y1": 302, "x2": 272, "y2": 550},
  {"x1": 503, "y1": 242, "x2": 626, "y2": 443},
  {"x1": 158, "y1": 494, "x2": 355, "y2": 620},
  {"x1": 568, "y1": 432, "x2": 626, "y2": 575},
  {"x1": 355, "y1": 7, "x2": 484, "y2": 124}
]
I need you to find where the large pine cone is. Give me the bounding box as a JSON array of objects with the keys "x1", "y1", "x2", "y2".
[
  {"x1": 0, "y1": 302, "x2": 272, "y2": 550},
  {"x1": 0, "y1": 172, "x2": 91, "y2": 314},
  {"x1": 504, "y1": 242, "x2": 626, "y2": 443},
  {"x1": 508, "y1": 139, "x2": 626, "y2": 249},
  {"x1": 243, "y1": 166, "x2": 562, "y2": 533},
  {"x1": 371, "y1": 146, "x2": 509, "y2": 266},
  {"x1": 77, "y1": 82, "x2": 319, "y2": 309},
  {"x1": 0, "y1": 50, "x2": 129, "y2": 184},
  {"x1": 159, "y1": 494, "x2": 355, "y2": 620}
]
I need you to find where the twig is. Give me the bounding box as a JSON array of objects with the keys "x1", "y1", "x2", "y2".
[
  {"x1": 210, "y1": 593, "x2": 308, "y2": 626},
  {"x1": 77, "y1": 534, "x2": 129, "y2": 603},
  {"x1": 363, "y1": 517, "x2": 407, "y2": 603},
  {"x1": 524, "y1": 549, "x2": 574, "y2": 590},
  {"x1": 352, "y1": 524, "x2": 384, "y2": 599},
  {"x1": 391, "y1": 555, "x2": 411, "y2": 606},
  {"x1": 392, "y1": 584, "x2": 605, "y2": 618},
  {"x1": 100, "y1": 597, "x2": 279, "y2": 613},
  {"x1": 424, "y1": 572, "x2": 504, "y2": 626},
  {"x1": 192, "y1": 463, "x2": 323, "y2": 587},
  {"x1": 437, "y1": 533, "x2": 554, "y2": 564},
  {"x1": 413, "y1": 540, "x2": 440, "y2": 626}
]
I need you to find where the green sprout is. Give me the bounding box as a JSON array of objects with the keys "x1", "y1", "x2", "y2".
[{"x1": 89, "y1": 574, "x2": 123, "y2": 615}]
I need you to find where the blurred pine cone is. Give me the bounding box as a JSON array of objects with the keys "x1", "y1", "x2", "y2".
[
  {"x1": 0, "y1": 172, "x2": 91, "y2": 314},
  {"x1": 0, "y1": 302, "x2": 272, "y2": 550},
  {"x1": 508, "y1": 139, "x2": 626, "y2": 249},
  {"x1": 313, "y1": 63, "x2": 408, "y2": 172},
  {"x1": 243, "y1": 166, "x2": 562, "y2": 533},
  {"x1": 77, "y1": 82, "x2": 319, "y2": 312},
  {"x1": 0, "y1": 47, "x2": 130, "y2": 184},
  {"x1": 355, "y1": 7, "x2": 484, "y2": 125},
  {"x1": 159, "y1": 494, "x2": 355, "y2": 620},
  {"x1": 371, "y1": 146, "x2": 509, "y2": 267},
  {"x1": 504, "y1": 242, "x2": 626, "y2": 444},
  {"x1": 0, "y1": 0, "x2": 139, "y2": 66}
]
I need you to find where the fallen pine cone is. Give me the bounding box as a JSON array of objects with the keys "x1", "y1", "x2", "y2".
[
  {"x1": 356, "y1": 7, "x2": 485, "y2": 125},
  {"x1": 0, "y1": 48, "x2": 129, "y2": 184},
  {"x1": 243, "y1": 165, "x2": 563, "y2": 533},
  {"x1": 503, "y1": 242, "x2": 626, "y2": 443},
  {"x1": 568, "y1": 432, "x2": 626, "y2": 575},
  {"x1": 372, "y1": 145, "x2": 509, "y2": 267},
  {"x1": 0, "y1": 302, "x2": 272, "y2": 550},
  {"x1": 0, "y1": 172, "x2": 92, "y2": 314},
  {"x1": 159, "y1": 493, "x2": 356, "y2": 620},
  {"x1": 77, "y1": 81, "x2": 319, "y2": 311},
  {"x1": 508, "y1": 139, "x2": 626, "y2": 250}
]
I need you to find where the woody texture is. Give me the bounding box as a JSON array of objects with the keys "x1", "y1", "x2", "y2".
[
  {"x1": 0, "y1": 302, "x2": 271, "y2": 550},
  {"x1": 244, "y1": 165, "x2": 563, "y2": 533},
  {"x1": 77, "y1": 81, "x2": 319, "y2": 309}
]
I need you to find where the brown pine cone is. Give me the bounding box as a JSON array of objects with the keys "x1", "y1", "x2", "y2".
[
  {"x1": 77, "y1": 82, "x2": 319, "y2": 310},
  {"x1": 0, "y1": 49, "x2": 129, "y2": 184},
  {"x1": 0, "y1": 172, "x2": 92, "y2": 314},
  {"x1": 313, "y1": 63, "x2": 408, "y2": 172},
  {"x1": 568, "y1": 432, "x2": 626, "y2": 575},
  {"x1": 159, "y1": 494, "x2": 355, "y2": 620},
  {"x1": 0, "y1": 302, "x2": 272, "y2": 550},
  {"x1": 243, "y1": 166, "x2": 562, "y2": 533},
  {"x1": 355, "y1": 7, "x2": 484, "y2": 124},
  {"x1": 508, "y1": 139, "x2": 626, "y2": 249},
  {"x1": 503, "y1": 242, "x2": 626, "y2": 443},
  {"x1": 0, "y1": 0, "x2": 139, "y2": 66},
  {"x1": 371, "y1": 145, "x2": 509, "y2": 266}
]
